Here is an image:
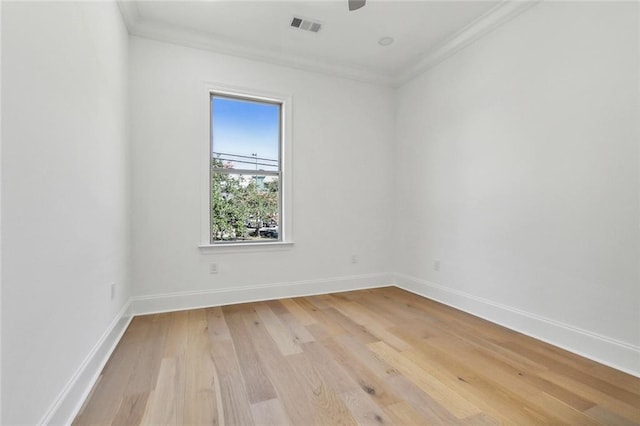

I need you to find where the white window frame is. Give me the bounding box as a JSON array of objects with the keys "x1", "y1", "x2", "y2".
[{"x1": 199, "y1": 83, "x2": 293, "y2": 250}]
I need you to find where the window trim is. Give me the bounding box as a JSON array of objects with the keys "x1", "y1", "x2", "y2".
[{"x1": 199, "y1": 82, "x2": 293, "y2": 249}]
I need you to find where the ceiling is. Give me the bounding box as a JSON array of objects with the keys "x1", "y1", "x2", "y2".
[{"x1": 119, "y1": 1, "x2": 535, "y2": 86}]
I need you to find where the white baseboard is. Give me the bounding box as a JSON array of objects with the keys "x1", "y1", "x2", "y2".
[
  {"x1": 395, "y1": 273, "x2": 640, "y2": 378},
  {"x1": 39, "y1": 301, "x2": 133, "y2": 426},
  {"x1": 131, "y1": 272, "x2": 395, "y2": 315},
  {"x1": 38, "y1": 273, "x2": 393, "y2": 425},
  {"x1": 39, "y1": 271, "x2": 639, "y2": 425}
]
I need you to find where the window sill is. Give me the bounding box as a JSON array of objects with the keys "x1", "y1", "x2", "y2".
[{"x1": 198, "y1": 241, "x2": 294, "y2": 254}]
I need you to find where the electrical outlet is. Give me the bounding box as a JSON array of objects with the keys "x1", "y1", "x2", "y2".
[
  {"x1": 110, "y1": 283, "x2": 116, "y2": 300},
  {"x1": 433, "y1": 260, "x2": 441, "y2": 272},
  {"x1": 210, "y1": 263, "x2": 218, "y2": 274},
  {"x1": 351, "y1": 255, "x2": 358, "y2": 264}
]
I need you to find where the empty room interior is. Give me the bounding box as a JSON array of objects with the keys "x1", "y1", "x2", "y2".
[{"x1": 1, "y1": 0, "x2": 639, "y2": 424}]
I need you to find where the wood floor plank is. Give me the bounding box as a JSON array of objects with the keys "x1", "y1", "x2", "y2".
[
  {"x1": 298, "y1": 341, "x2": 358, "y2": 394},
  {"x1": 156, "y1": 311, "x2": 189, "y2": 423},
  {"x1": 254, "y1": 302, "x2": 303, "y2": 355},
  {"x1": 300, "y1": 305, "x2": 349, "y2": 340},
  {"x1": 223, "y1": 306, "x2": 278, "y2": 404},
  {"x1": 526, "y1": 392, "x2": 601, "y2": 425},
  {"x1": 339, "y1": 389, "x2": 391, "y2": 425},
  {"x1": 327, "y1": 294, "x2": 396, "y2": 329},
  {"x1": 588, "y1": 364, "x2": 640, "y2": 395},
  {"x1": 163, "y1": 310, "x2": 189, "y2": 358},
  {"x1": 280, "y1": 298, "x2": 318, "y2": 326},
  {"x1": 502, "y1": 340, "x2": 640, "y2": 408},
  {"x1": 206, "y1": 306, "x2": 233, "y2": 342},
  {"x1": 584, "y1": 404, "x2": 640, "y2": 426},
  {"x1": 263, "y1": 299, "x2": 290, "y2": 316},
  {"x1": 322, "y1": 336, "x2": 402, "y2": 407},
  {"x1": 119, "y1": 314, "x2": 171, "y2": 400},
  {"x1": 329, "y1": 296, "x2": 411, "y2": 351},
  {"x1": 355, "y1": 292, "x2": 439, "y2": 333},
  {"x1": 403, "y1": 340, "x2": 556, "y2": 424},
  {"x1": 110, "y1": 392, "x2": 149, "y2": 426},
  {"x1": 459, "y1": 412, "x2": 500, "y2": 425},
  {"x1": 303, "y1": 294, "x2": 333, "y2": 310},
  {"x1": 139, "y1": 357, "x2": 182, "y2": 425},
  {"x1": 366, "y1": 340, "x2": 482, "y2": 419},
  {"x1": 419, "y1": 335, "x2": 564, "y2": 424},
  {"x1": 384, "y1": 401, "x2": 432, "y2": 425},
  {"x1": 250, "y1": 398, "x2": 291, "y2": 426},
  {"x1": 242, "y1": 310, "x2": 319, "y2": 425},
  {"x1": 72, "y1": 316, "x2": 149, "y2": 425},
  {"x1": 320, "y1": 307, "x2": 379, "y2": 345},
  {"x1": 74, "y1": 287, "x2": 640, "y2": 426},
  {"x1": 210, "y1": 339, "x2": 255, "y2": 425},
  {"x1": 384, "y1": 372, "x2": 460, "y2": 424},
  {"x1": 183, "y1": 309, "x2": 220, "y2": 425},
  {"x1": 332, "y1": 333, "x2": 400, "y2": 380},
  {"x1": 285, "y1": 350, "x2": 359, "y2": 426},
  {"x1": 539, "y1": 370, "x2": 640, "y2": 423},
  {"x1": 391, "y1": 332, "x2": 560, "y2": 424},
  {"x1": 277, "y1": 312, "x2": 316, "y2": 344}
]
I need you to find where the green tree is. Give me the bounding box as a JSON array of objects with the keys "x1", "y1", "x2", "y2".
[
  {"x1": 244, "y1": 178, "x2": 279, "y2": 236},
  {"x1": 211, "y1": 158, "x2": 279, "y2": 241},
  {"x1": 211, "y1": 158, "x2": 248, "y2": 241},
  {"x1": 264, "y1": 179, "x2": 279, "y2": 194}
]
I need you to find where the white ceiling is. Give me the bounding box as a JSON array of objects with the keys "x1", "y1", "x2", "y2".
[{"x1": 120, "y1": 1, "x2": 535, "y2": 86}]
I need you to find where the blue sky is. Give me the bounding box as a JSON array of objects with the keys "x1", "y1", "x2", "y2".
[{"x1": 211, "y1": 96, "x2": 280, "y2": 171}]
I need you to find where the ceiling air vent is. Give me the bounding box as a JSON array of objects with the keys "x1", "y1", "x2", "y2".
[{"x1": 290, "y1": 16, "x2": 322, "y2": 33}]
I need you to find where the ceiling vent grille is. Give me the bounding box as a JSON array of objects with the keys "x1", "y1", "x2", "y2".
[{"x1": 290, "y1": 16, "x2": 322, "y2": 33}]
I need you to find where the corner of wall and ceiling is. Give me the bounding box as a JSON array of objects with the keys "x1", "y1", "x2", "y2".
[
  {"x1": 392, "y1": 0, "x2": 542, "y2": 87},
  {"x1": 115, "y1": 0, "x2": 541, "y2": 88},
  {"x1": 115, "y1": 0, "x2": 390, "y2": 86}
]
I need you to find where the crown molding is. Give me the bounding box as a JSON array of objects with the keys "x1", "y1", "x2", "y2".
[
  {"x1": 392, "y1": 0, "x2": 541, "y2": 87},
  {"x1": 117, "y1": 1, "x2": 392, "y2": 86},
  {"x1": 117, "y1": 1, "x2": 540, "y2": 89}
]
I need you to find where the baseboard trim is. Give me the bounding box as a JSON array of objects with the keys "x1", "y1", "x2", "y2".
[
  {"x1": 395, "y1": 273, "x2": 640, "y2": 378},
  {"x1": 39, "y1": 300, "x2": 133, "y2": 425},
  {"x1": 131, "y1": 273, "x2": 395, "y2": 316},
  {"x1": 38, "y1": 273, "x2": 393, "y2": 424},
  {"x1": 39, "y1": 271, "x2": 639, "y2": 424}
]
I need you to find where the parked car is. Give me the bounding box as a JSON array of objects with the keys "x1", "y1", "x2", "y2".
[{"x1": 259, "y1": 228, "x2": 278, "y2": 239}]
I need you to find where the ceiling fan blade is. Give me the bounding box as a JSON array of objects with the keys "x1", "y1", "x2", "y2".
[{"x1": 348, "y1": 0, "x2": 366, "y2": 11}]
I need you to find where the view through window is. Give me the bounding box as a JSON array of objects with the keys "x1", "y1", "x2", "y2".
[{"x1": 210, "y1": 94, "x2": 281, "y2": 243}]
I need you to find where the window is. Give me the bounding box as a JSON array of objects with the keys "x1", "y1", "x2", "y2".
[{"x1": 203, "y1": 87, "x2": 291, "y2": 246}]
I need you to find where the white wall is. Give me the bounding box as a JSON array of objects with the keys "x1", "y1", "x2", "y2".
[
  {"x1": 394, "y1": 1, "x2": 639, "y2": 371},
  {"x1": 129, "y1": 37, "x2": 395, "y2": 303},
  {"x1": 1, "y1": 2, "x2": 130, "y2": 424},
  {"x1": 1, "y1": 2, "x2": 638, "y2": 423}
]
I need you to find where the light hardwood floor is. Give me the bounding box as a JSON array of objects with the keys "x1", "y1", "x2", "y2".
[{"x1": 73, "y1": 287, "x2": 640, "y2": 425}]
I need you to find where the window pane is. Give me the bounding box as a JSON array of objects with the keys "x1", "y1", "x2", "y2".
[
  {"x1": 211, "y1": 96, "x2": 280, "y2": 173},
  {"x1": 211, "y1": 173, "x2": 280, "y2": 242}
]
